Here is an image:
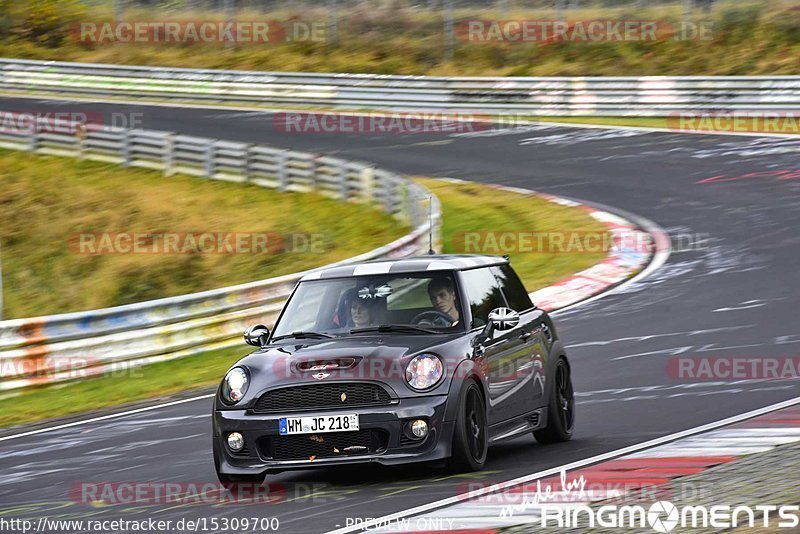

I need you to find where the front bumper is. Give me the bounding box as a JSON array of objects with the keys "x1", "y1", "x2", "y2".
[{"x1": 213, "y1": 394, "x2": 453, "y2": 475}]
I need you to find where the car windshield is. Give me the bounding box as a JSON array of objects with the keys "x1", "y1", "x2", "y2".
[{"x1": 271, "y1": 272, "x2": 464, "y2": 339}]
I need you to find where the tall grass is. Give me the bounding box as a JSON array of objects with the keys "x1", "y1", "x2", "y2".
[{"x1": 0, "y1": 0, "x2": 797, "y2": 75}]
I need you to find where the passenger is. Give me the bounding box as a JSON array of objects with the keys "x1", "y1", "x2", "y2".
[
  {"x1": 427, "y1": 277, "x2": 460, "y2": 325},
  {"x1": 350, "y1": 298, "x2": 373, "y2": 327}
]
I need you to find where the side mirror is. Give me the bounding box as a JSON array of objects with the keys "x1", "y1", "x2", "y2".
[
  {"x1": 473, "y1": 307, "x2": 521, "y2": 352},
  {"x1": 244, "y1": 324, "x2": 270, "y2": 347},
  {"x1": 488, "y1": 307, "x2": 520, "y2": 331}
]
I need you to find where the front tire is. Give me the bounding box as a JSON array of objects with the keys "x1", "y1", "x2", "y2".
[
  {"x1": 534, "y1": 357, "x2": 575, "y2": 444},
  {"x1": 448, "y1": 380, "x2": 488, "y2": 472}
]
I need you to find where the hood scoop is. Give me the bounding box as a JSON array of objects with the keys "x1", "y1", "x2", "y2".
[{"x1": 296, "y1": 358, "x2": 360, "y2": 373}]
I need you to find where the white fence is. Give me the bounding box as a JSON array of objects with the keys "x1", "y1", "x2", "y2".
[
  {"x1": 0, "y1": 114, "x2": 440, "y2": 391},
  {"x1": 1, "y1": 58, "x2": 799, "y2": 115}
]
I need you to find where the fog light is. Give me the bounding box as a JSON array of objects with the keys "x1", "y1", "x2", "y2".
[
  {"x1": 410, "y1": 419, "x2": 428, "y2": 438},
  {"x1": 227, "y1": 432, "x2": 245, "y2": 452}
]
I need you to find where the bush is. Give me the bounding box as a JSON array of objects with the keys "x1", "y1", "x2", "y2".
[{"x1": 10, "y1": 0, "x2": 86, "y2": 48}]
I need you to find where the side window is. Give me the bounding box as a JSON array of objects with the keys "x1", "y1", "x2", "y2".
[
  {"x1": 492, "y1": 264, "x2": 533, "y2": 312},
  {"x1": 460, "y1": 267, "x2": 507, "y2": 328}
]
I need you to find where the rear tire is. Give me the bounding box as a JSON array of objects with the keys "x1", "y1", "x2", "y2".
[
  {"x1": 534, "y1": 357, "x2": 575, "y2": 444},
  {"x1": 448, "y1": 380, "x2": 488, "y2": 472}
]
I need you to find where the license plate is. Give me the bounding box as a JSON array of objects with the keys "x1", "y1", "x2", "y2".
[{"x1": 279, "y1": 414, "x2": 359, "y2": 435}]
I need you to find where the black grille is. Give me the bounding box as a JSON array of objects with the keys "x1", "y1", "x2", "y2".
[
  {"x1": 230, "y1": 441, "x2": 251, "y2": 457},
  {"x1": 399, "y1": 432, "x2": 425, "y2": 447},
  {"x1": 259, "y1": 430, "x2": 388, "y2": 460},
  {"x1": 252, "y1": 383, "x2": 391, "y2": 414}
]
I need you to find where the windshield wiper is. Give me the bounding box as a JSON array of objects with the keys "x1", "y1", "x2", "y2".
[
  {"x1": 271, "y1": 331, "x2": 334, "y2": 342},
  {"x1": 350, "y1": 324, "x2": 439, "y2": 335}
]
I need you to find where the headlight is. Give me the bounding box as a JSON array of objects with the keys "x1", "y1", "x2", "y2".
[
  {"x1": 405, "y1": 353, "x2": 444, "y2": 390},
  {"x1": 221, "y1": 367, "x2": 249, "y2": 404}
]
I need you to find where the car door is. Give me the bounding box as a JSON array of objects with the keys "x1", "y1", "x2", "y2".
[
  {"x1": 460, "y1": 266, "x2": 536, "y2": 423},
  {"x1": 491, "y1": 264, "x2": 548, "y2": 406}
]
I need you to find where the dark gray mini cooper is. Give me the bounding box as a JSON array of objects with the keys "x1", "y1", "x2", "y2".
[{"x1": 213, "y1": 254, "x2": 574, "y2": 483}]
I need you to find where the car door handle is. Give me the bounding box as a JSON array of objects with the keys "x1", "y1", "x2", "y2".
[{"x1": 519, "y1": 331, "x2": 531, "y2": 342}]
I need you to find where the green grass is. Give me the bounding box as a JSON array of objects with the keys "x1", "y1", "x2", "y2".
[
  {"x1": 0, "y1": 1, "x2": 797, "y2": 76},
  {"x1": 0, "y1": 346, "x2": 240, "y2": 429},
  {"x1": 417, "y1": 177, "x2": 609, "y2": 290},
  {"x1": 0, "y1": 175, "x2": 611, "y2": 429},
  {"x1": 0, "y1": 149, "x2": 405, "y2": 319}
]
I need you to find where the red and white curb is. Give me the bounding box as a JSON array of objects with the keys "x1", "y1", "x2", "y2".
[
  {"x1": 434, "y1": 178, "x2": 668, "y2": 312},
  {"x1": 0, "y1": 182, "x2": 667, "y2": 442},
  {"x1": 361, "y1": 403, "x2": 800, "y2": 533}
]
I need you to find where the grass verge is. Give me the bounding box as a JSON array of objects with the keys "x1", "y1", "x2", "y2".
[
  {"x1": 0, "y1": 149, "x2": 405, "y2": 319},
  {"x1": 1, "y1": 1, "x2": 798, "y2": 76},
  {"x1": 0, "y1": 176, "x2": 611, "y2": 429},
  {"x1": 417, "y1": 177, "x2": 609, "y2": 290}
]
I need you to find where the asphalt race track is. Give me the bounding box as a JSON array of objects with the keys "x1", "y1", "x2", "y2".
[{"x1": 1, "y1": 98, "x2": 799, "y2": 533}]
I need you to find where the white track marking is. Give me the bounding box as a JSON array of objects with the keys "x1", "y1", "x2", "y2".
[
  {"x1": 0, "y1": 394, "x2": 213, "y2": 443},
  {"x1": 325, "y1": 396, "x2": 800, "y2": 534},
  {"x1": 549, "y1": 199, "x2": 672, "y2": 317},
  {"x1": 0, "y1": 182, "x2": 668, "y2": 440},
  {"x1": 1, "y1": 93, "x2": 797, "y2": 139}
]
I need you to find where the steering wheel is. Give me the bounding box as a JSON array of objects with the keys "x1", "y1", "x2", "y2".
[{"x1": 411, "y1": 310, "x2": 453, "y2": 327}]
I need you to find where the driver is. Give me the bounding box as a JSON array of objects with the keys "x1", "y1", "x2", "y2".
[
  {"x1": 427, "y1": 277, "x2": 460, "y2": 325},
  {"x1": 350, "y1": 297, "x2": 372, "y2": 328}
]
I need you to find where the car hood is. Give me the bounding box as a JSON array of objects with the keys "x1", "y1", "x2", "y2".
[{"x1": 226, "y1": 334, "x2": 467, "y2": 402}]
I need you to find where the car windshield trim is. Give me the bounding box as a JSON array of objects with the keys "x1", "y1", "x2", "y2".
[
  {"x1": 270, "y1": 271, "x2": 466, "y2": 339},
  {"x1": 349, "y1": 324, "x2": 440, "y2": 335},
  {"x1": 270, "y1": 331, "x2": 335, "y2": 342}
]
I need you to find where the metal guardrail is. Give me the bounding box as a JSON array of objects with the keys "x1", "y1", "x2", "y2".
[
  {"x1": 0, "y1": 114, "x2": 440, "y2": 391},
  {"x1": 1, "y1": 58, "x2": 799, "y2": 115}
]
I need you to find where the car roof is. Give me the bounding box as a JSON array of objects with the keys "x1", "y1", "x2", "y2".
[{"x1": 299, "y1": 254, "x2": 508, "y2": 281}]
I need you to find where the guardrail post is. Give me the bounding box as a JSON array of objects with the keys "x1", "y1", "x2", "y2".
[
  {"x1": 205, "y1": 142, "x2": 215, "y2": 178},
  {"x1": 327, "y1": 0, "x2": 338, "y2": 47},
  {"x1": 408, "y1": 187, "x2": 421, "y2": 228},
  {"x1": 122, "y1": 129, "x2": 131, "y2": 167},
  {"x1": 683, "y1": 0, "x2": 694, "y2": 25},
  {"x1": 556, "y1": 0, "x2": 567, "y2": 20},
  {"x1": 400, "y1": 182, "x2": 411, "y2": 224},
  {"x1": 278, "y1": 150, "x2": 288, "y2": 191},
  {"x1": 0, "y1": 241, "x2": 3, "y2": 321},
  {"x1": 163, "y1": 134, "x2": 175, "y2": 176},
  {"x1": 75, "y1": 123, "x2": 86, "y2": 160},
  {"x1": 310, "y1": 156, "x2": 318, "y2": 191},
  {"x1": 443, "y1": 0, "x2": 454, "y2": 61},
  {"x1": 338, "y1": 161, "x2": 348, "y2": 201},
  {"x1": 28, "y1": 121, "x2": 38, "y2": 152},
  {"x1": 243, "y1": 144, "x2": 252, "y2": 182},
  {"x1": 360, "y1": 165, "x2": 374, "y2": 203},
  {"x1": 384, "y1": 175, "x2": 396, "y2": 215}
]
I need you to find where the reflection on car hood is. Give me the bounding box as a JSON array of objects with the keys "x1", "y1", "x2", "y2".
[{"x1": 236, "y1": 334, "x2": 456, "y2": 386}]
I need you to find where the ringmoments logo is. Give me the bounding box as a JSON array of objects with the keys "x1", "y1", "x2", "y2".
[{"x1": 539, "y1": 501, "x2": 800, "y2": 531}]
